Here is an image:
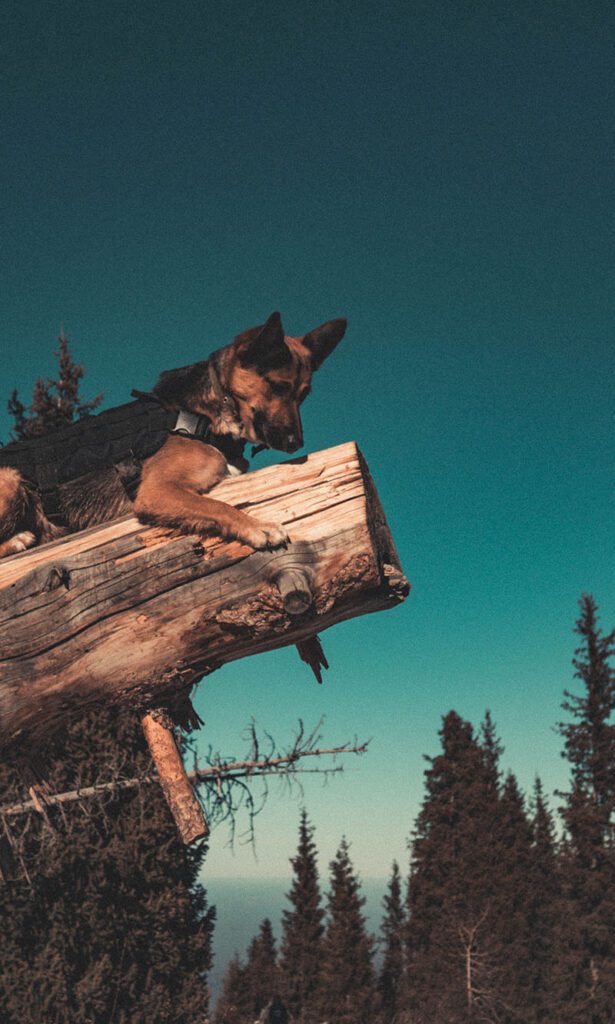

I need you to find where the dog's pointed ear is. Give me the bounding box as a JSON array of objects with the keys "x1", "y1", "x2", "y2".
[
  {"x1": 302, "y1": 318, "x2": 347, "y2": 371},
  {"x1": 236, "y1": 311, "x2": 291, "y2": 369}
]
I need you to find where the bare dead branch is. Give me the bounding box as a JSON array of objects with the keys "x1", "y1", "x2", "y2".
[{"x1": 0, "y1": 738, "x2": 368, "y2": 820}]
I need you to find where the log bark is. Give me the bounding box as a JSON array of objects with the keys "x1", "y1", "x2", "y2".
[{"x1": 0, "y1": 442, "x2": 409, "y2": 751}]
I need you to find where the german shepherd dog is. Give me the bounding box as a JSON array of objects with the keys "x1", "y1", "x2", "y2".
[{"x1": 0, "y1": 312, "x2": 347, "y2": 559}]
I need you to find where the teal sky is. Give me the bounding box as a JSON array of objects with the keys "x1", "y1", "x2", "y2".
[{"x1": 1, "y1": 1, "x2": 614, "y2": 879}]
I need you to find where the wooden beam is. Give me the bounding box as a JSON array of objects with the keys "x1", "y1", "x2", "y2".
[{"x1": 0, "y1": 442, "x2": 409, "y2": 752}]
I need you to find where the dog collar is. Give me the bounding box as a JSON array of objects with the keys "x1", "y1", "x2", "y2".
[{"x1": 170, "y1": 408, "x2": 249, "y2": 471}]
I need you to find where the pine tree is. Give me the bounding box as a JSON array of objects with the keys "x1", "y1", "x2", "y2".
[
  {"x1": 7, "y1": 326, "x2": 102, "y2": 440},
  {"x1": 319, "y1": 838, "x2": 376, "y2": 1024},
  {"x1": 0, "y1": 708, "x2": 215, "y2": 1023},
  {"x1": 215, "y1": 954, "x2": 252, "y2": 1024},
  {"x1": 378, "y1": 860, "x2": 406, "y2": 1023},
  {"x1": 279, "y1": 810, "x2": 324, "y2": 1024},
  {"x1": 492, "y1": 772, "x2": 535, "y2": 1018},
  {"x1": 406, "y1": 710, "x2": 539, "y2": 1023},
  {"x1": 480, "y1": 708, "x2": 503, "y2": 792},
  {"x1": 406, "y1": 712, "x2": 499, "y2": 1022},
  {"x1": 554, "y1": 595, "x2": 615, "y2": 1021},
  {"x1": 243, "y1": 918, "x2": 279, "y2": 1019},
  {"x1": 215, "y1": 919, "x2": 279, "y2": 1024},
  {"x1": 527, "y1": 778, "x2": 560, "y2": 1022}
]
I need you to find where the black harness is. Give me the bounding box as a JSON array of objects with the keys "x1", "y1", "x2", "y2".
[{"x1": 0, "y1": 358, "x2": 266, "y2": 528}]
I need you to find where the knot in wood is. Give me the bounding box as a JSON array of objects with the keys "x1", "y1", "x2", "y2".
[{"x1": 43, "y1": 565, "x2": 71, "y2": 592}]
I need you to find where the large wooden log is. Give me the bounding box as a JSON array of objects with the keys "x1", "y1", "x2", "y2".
[{"x1": 0, "y1": 442, "x2": 409, "y2": 751}]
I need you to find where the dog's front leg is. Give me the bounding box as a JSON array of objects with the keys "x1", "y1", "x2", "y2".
[
  {"x1": 137, "y1": 485, "x2": 289, "y2": 550},
  {"x1": 135, "y1": 438, "x2": 290, "y2": 551}
]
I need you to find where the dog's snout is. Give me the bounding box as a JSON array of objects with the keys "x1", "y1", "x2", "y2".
[{"x1": 286, "y1": 432, "x2": 301, "y2": 452}]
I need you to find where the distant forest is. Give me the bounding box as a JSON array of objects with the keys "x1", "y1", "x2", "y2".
[
  {"x1": 1, "y1": 339, "x2": 614, "y2": 1023},
  {"x1": 214, "y1": 594, "x2": 615, "y2": 1024},
  {"x1": 2, "y1": 592, "x2": 613, "y2": 1023}
]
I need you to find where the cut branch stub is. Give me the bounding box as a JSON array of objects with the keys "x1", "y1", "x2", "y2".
[
  {"x1": 274, "y1": 567, "x2": 313, "y2": 615},
  {"x1": 0, "y1": 442, "x2": 409, "y2": 750},
  {"x1": 140, "y1": 711, "x2": 209, "y2": 844}
]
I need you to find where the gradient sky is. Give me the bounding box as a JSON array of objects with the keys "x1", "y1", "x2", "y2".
[{"x1": 1, "y1": 1, "x2": 614, "y2": 881}]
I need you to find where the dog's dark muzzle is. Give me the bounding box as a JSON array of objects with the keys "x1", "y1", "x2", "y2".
[{"x1": 253, "y1": 413, "x2": 303, "y2": 453}]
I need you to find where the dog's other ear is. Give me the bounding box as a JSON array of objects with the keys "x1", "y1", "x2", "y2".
[
  {"x1": 302, "y1": 318, "x2": 347, "y2": 371},
  {"x1": 236, "y1": 311, "x2": 291, "y2": 369}
]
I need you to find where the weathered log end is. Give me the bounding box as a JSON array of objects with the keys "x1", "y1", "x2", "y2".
[{"x1": 0, "y1": 442, "x2": 409, "y2": 754}]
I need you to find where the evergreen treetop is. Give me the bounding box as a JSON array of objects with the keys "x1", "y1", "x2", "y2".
[
  {"x1": 319, "y1": 838, "x2": 375, "y2": 1024},
  {"x1": 407, "y1": 710, "x2": 540, "y2": 1023},
  {"x1": 554, "y1": 595, "x2": 615, "y2": 1022},
  {"x1": 243, "y1": 918, "x2": 279, "y2": 1020},
  {"x1": 279, "y1": 809, "x2": 324, "y2": 1024},
  {"x1": 378, "y1": 860, "x2": 406, "y2": 1024},
  {"x1": 214, "y1": 954, "x2": 252, "y2": 1024},
  {"x1": 526, "y1": 777, "x2": 560, "y2": 1024},
  {"x1": 7, "y1": 327, "x2": 102, "y2": 440},
  {"x1": 559, "y1": 593, "x2": 615, "y2": 847}
]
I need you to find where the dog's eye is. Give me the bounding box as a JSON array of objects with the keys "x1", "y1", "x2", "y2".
[{"x1": 266, "y1": 378, "x2": 292, "y2": 397}]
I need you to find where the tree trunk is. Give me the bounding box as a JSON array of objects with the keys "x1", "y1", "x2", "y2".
[{"x1": 0, "y1": 442, "x2": 408, "y2": 751}]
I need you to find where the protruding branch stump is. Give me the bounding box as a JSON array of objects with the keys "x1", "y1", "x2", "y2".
[
  {"x1": 140, "y1": 711, "x2": 209, "y2": 843},
  {"x1": 0, "y1": 442, "x2": 409, "y2": 753},
  {"x1": 274, "y1": 567, "x2": 313, "y2": 615}
]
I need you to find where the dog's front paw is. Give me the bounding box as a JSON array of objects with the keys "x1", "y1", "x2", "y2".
[
  {"x1": 243, "y1": 520, "x2": 290, "y2": 551},
  {"x1": 7, "y1": 531, "x2": 37, "y2": 553}
]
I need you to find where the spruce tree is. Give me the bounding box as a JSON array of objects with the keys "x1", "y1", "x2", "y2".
[
  {"x1": 215, "y1": 954, "x2": 252, "y2": 1024},
  {"x1": 7, "y1": 327, "x2": 102, "y2": 440},
  {"x1": 279, "y1": 810, "x2": 324, "y2": 1024},
  {"x1": 406, "y1": 710, "x2": 538, "y2": 1023},
  {"x1": 319, "y1": 838, "x2": 376, "y2": 1024},
  {"x1": 0, "y1": 708, "x2": 215, "y2": 1023},
  {"x1": 216, "y1": 919, "x2": 279, "y2": 1024},
  {"x1": 243, "y1": 918, "x2": 279, "y2": 1019},
  {"x1": 406, "y1": 712, "x2": 498, "y2": 1021},
  {"x1": 527, "y1": 778, "x2": 560, "y2": 1023},
  {"x1": 491, "y1": 772, "x2": 535, "y2": 1018},
  {"x1": 377, "y1": 860, "x2": 406, "y2": 1023},
  {"x1": 554, "y1": 595, "x2": 615, "y2": 1021},
  {"x1": 480, "y1": 708, "x2": 503, "y2": 792}
]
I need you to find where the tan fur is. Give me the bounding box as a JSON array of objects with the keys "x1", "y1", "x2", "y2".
[
  {"x1": 0, "y1": 469, "x2": 24, "y2": 527},
  {"x1": 0, "y1": 467, "x2": 63, "y2": 557},
  {"x1": 135, "y1": 437, "x2": 288, "y2": 549},
  {"x1": 225, "y1": 344, "x2": 312, "y2": 449}
]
